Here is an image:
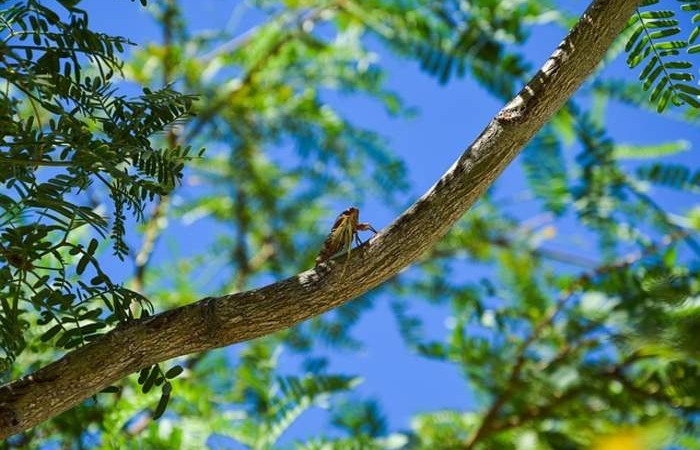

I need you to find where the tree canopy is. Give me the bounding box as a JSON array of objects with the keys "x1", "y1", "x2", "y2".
[{"x1": 1, "y1": 0, "x2": 699, "y2": 448}]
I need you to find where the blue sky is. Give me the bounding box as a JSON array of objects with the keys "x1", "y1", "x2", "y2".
[{"x1": 81, "y1": 0, "x2": 699, "y2": 444}]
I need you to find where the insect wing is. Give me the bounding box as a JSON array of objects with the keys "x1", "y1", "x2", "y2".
[
  {"x1": 314, "y1": 207, "x2": 376, "y2": 266},
  {"x1": 315, "y1": 212, "x2": 352, "y2": 264}
]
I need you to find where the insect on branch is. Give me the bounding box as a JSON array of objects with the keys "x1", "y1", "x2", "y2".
[{"x1": 315, "y1": 207, "x2": 377, "y2": 266}]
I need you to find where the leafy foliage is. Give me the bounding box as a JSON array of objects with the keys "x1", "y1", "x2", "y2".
[
  {"x1": 0, "y1": 0, "x2": 197, "y2": 370},
  {"x1": 624, "y1": 0, "x2": 700, "y2": 111},
  {"x1": 137, "y1": 362, "x2": 184, "y2": 420},
  {"x1": 333, "y1": 0, "x2": 549, "y2": 97},
  {"x1": 637, "y1": 162, "x2": 700, "y2": 192}
]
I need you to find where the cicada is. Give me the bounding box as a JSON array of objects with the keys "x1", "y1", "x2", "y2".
[{"x1": 315, "y1": 207, "x2": 377, "y2": 266}]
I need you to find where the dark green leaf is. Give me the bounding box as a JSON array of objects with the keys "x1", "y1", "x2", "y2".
[
  {"x1": 40, "y1": 324, "x2": 62, "y2": 342},
  {"x1": 141, "y1": 365, "x2": 160, "y2": 393},
  {"x1": 100, "y1": 385, "x2": 121, "y2": 394},
  {"x1": 164, "y1": 365, "x2": 184, "y2": 379},
  {"x1": 152, "y1": 382, "x2": 171, "y2": 420},
  {"x1": 86, "y1": 238, "x2": 99, "y2": 256},
  {"x1": 76, "y1": 253, "x2": 90, "y2": 275}
]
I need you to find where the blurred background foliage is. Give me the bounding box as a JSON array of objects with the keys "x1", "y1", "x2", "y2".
[{"x1": 1, "y1": 0, "x2": 699, "y2": 448}]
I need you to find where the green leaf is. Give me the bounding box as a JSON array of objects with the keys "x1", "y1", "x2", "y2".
[
  {"x1": 152, "y1": 382, "x2": 171, "y2": 420},
  {"x1": 86, "y1": 238, "x2": 99, "y2": 256},
  {"x1": 650, "y1": 75, "x2": 668, "y2": 102},
  {"x1": 138, "y1": 367, "x2": 150, "y2": 384},
  {"x1": 648, "y1": 27, "x2": 681, "y2": 40},
  {"x1": 675, "y1": 83, "x2": 700, "y2": 95},
  {"x1": 164, "y1": 365, "x2": 184, "y2": 379},
  {"x1": 613, "y1": 140, "x2": 690, "y2": 159},
  {"x1": 678, "y1": 92, "x2": 700, "y2": 108},
  {"x1": 657, "y1": 86, "x2": 673, "y2": 112},
  {"x1": 40, "y1": 324, "x2": 63, "y2": 342},
  {"x1": 76, "y1": 253, "x2": 90, "y2": 275},
  {"x1": 627, "y1": 34, "x2": 650, "y2": 67},
  {"x1": 100, "y1": 385, "x2": 121, "y2": 394},
  {"x1": 142, "y1": 365, "x2": 160, "y2": 393},
  {"x1": 78, "y1": 308, "x2": 103, "y2": 321},
  {"x1": 33, "y1": 275, "x2": 50, "y2": 288},
  {"x1": 625, "y1": 25, "x2": 646, "y2": 52},
  {"x1": 642, "y1": 64, "x2": 664, "y2": 90},
  {"x1": 639, "y1": 55, "x2": 659, "y2": 80}
]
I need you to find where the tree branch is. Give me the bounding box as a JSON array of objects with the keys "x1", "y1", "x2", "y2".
[{"x1": 0, "y1": 0, "x2": 640, "y2": 437}]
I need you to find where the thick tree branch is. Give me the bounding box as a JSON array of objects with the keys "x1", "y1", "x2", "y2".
[{"x1": 0, "y1": 0, "x2": 640, "y2": 437}]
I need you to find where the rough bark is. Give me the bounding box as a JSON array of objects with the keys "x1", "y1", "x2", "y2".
[{"x1": 0, "y1": 0, "x2": 640, "y2": 438}]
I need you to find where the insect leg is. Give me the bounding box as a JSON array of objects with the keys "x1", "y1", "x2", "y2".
[
  {"x1": 357, "y1": 223, "x2": 377, "y2": 234},
  {"x1": 354, "y1": 231, "x2": 363, "y2": 246},
  {"x1": 356, "y1": 222, "x2": 377, "y2": 245}
]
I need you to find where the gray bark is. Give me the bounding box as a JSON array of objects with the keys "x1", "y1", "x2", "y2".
[{"x1": 0, "y1": 0, "x2": 640, "y2": 438}]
